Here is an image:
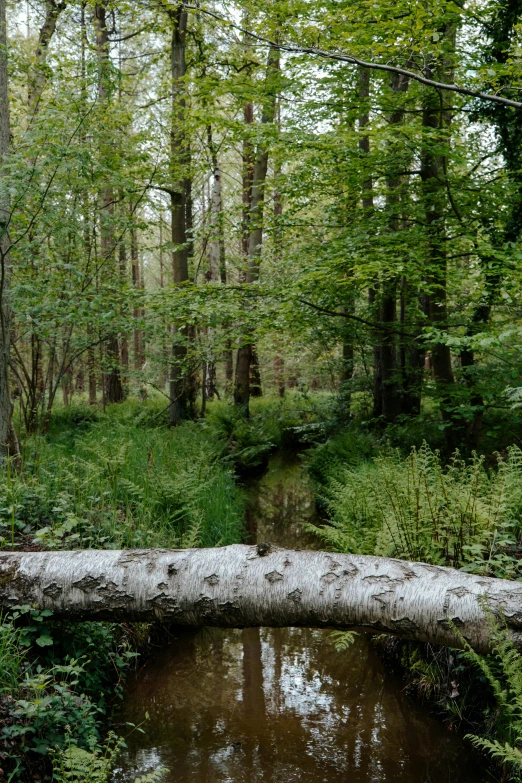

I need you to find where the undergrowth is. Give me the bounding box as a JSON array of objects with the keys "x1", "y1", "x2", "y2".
[
  {"x1": 0, "y1": 395, "x2": 268, "y2": 781},
  {"x1": 1, "y1": 392, "x2": 328, "y2": 781},
  {"x1": 311, "y1": 441, "x2": 522, "y2": 578},
  {"x1": 310, "y1": 436, "x2": 522, "y2": 780}
]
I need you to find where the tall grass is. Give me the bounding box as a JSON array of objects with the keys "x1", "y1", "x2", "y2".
[
  {"x1": 0, "y1": 621, "x2": 24, "y2": 694},
  {"x1": 9, "y1": 400, "x2": 245, "y2": 551}
]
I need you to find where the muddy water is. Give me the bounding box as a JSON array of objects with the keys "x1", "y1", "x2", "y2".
[{"x1": 113, "y1": 451, "x2": 487, "y2": 783}]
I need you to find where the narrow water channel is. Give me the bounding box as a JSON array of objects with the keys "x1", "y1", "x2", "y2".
[{"x1": 113, "y1": 451, "x2": 488, "y2": 783}]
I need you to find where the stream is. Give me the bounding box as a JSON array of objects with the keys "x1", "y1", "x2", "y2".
[{"x1": 113, "y1": 451, "x2": 487, "y2": 783}]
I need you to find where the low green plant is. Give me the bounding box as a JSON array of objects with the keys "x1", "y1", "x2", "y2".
[
  {"x1": 0, "y1": 620, "x2": 24, "y2": 694},
  {"x1": 132, "y1": 770, "x2": 169, "y2": 783},
  {"x1": 50, "y1": 732, "x2": 168, "y2": 783},
  {"x1": 305, "y1": 427, "x2": 376, "y2": 492},
  {"x1": 455, "y1": 612, "x2": 522, "y2": 781},
  {"x1": 16, "y1": 404, "x2": 245, "y2": 551},
  {"x1": 3, "y1": 660, "x2": 101, "y2": 756},
  {"x1": 311, "y1": 441, "x2": 522, "y2": 577},
  {"x1": 51, "y1": 732, "x2": 122, "y2": 783},
  {"x1": 330, "y1": 630, "x2": 359, "y2": 651}
]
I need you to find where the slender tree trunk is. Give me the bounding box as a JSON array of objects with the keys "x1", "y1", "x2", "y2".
[
  {"x1": 420, "y1": 24, "x2": 459, "y2": 447},
  {"x1": 234, "y1": 102, "x2": 255, "y2": 409},
  {"x1": 357, "y1": 69, "x2": 382, "y2": 420},
  {"x1": 87, "y1": 343, "x2": 97, "y2": 404},
  {"x1": 131, "y1": 226, "x2": 144, "y2": 371},
  {"x1": 234, "y1": 45, "x2": 280, "y2": 413},
  {"x1": 377, "y1": 70, "x2": 411, "y2": 423},
  {"x1": 204, "y1": 133, "x2": 223, "y2": 401},
  {"x1": 249, "y1": 346, "x2": 262, "y2": 397},
  {"x1": 273, "y1": 159, "x2": 285, "y2": 398},
  {"x1": 169, "y1": 3, "x2": 193, "y2": 426},
  {"x1": 118, "y1": 239, "x2": 129, "y2": 374},
  {"x1": 1, "y1": 545, "x2": 521, "y2": 653},
  {"x1": 0, "y1": 0, "x2": 20, "y2": 463},
  {"x1": 399, "y1": 275, "x2": 425, "y2": 416},
  {"x1": 28, "y1": 0, "x2": 67, "y2": 119},
  {"x1": 94, "y1": 2, "x2": 124, "y2": 405}
]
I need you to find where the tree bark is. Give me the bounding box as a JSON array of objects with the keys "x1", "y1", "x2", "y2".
[
  {"x1": 234, "y1": 101, "x2": 255, "y2": 409},
  {"x1": 234, "y1": 44, "x2": 280, "y2": 413},
  {"x1": 0, "y1": 0, "x2": 20, "y2": 464},
  {"x1": 203, "y1": 131, "x2": 224, "y2": 401},
  {"x1": 28, "y1": 0, "x2": 67, "y2": 118},
  {"x1": 169, "y1": 3, "x2": 193, "y2": 426},
  {"x1": 94, "y1": 2, "x2": 124, "y2": 405},
  {"x1": 131, "y1": 226, "x2": 144, "y2": 371},
  {"x1": 1, "y1": 545, "x2": 521, "y2": 653},
  {"x1": 420, "y1": 24, "x2": 459, "y2": 448}
]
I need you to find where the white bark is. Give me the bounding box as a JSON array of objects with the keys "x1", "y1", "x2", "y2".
[{"x1": 1, "y1": 545, "x2": 521, "y2": 652}]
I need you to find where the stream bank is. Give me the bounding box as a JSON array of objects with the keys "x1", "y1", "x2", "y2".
[{"x1": 112, "y1": 451, "x2": 487, "y2": 783}]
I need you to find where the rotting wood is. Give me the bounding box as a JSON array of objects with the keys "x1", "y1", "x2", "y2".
[{"x1": 1, "y1": 545, "x2": 521, "y2": 653}]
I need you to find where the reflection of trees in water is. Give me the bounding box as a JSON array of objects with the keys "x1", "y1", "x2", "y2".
[
  {"x1": 247, "y1": 452, "x2": 321, "y2": 551},
  {"x1": 115, "y1": 452, "x2": 485, "y2": 783},
  {"x1": 242, "y1": 627, "x2": 270, "y2": 782},
  {"x1": 116, "y1": 618, "x2": 484, "y2": 783}
]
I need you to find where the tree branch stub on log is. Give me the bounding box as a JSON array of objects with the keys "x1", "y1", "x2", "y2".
[{"x1": 1, "y1": 545, "x2": 521, "y2": 652}]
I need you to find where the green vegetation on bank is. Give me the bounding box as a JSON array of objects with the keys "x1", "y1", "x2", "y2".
[
  {"x1": 307, "y1": 427, "x2": 522, "y2": 781},
  {"x1": 0, "y1": 392, "x2": 327, "y2": 781}
]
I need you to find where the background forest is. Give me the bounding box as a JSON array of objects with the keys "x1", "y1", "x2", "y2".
[
  {"x1": 2, "y1": 0, "x2": 522, "y2": 443},
  {"x1": 1, "y1": 0, "x2": 522, "y2": 780}
]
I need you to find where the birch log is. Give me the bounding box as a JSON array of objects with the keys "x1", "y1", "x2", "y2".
[{"x1": 1, "y1": 545, "x2": 521, "y2": 652}]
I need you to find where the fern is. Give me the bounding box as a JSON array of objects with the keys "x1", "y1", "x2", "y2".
[
  {"x1": 317, "y1": 442, "x2": 522, "y2": 577},
  {"x1": 51, "y1": 734, "x2": 168, "y2": 783},
  {"x1": 51, "y1": 732, "x2": 123, "y2": 783},
  {"x1": 466, "y1": 737, "x2": 522, "y2": 769},
  {"x1": 330, "y1": 630, "x2": 359, "y2": 651},
  {"x1": 448, "y1": 611, "x2": 522, "y2": 779}
]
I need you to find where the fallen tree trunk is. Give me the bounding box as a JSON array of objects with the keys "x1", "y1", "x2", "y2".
[{"x1": 1, "y1": 545, "x2": 521, "y2": 652}]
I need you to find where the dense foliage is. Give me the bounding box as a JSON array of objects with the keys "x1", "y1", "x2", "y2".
[{"x1": 1, "y1": 0, "x2": 522, "y2": 779}]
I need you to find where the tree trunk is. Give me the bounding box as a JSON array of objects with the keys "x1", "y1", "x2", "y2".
[
  {"x1": 420, "y1": 25, "x2": 459, "y2": 448},
  {"x1": 28, "y1": 0, "x2": 67, "y2": 118},
  {"x1": 234, "y1": 44, "x2": 280, "y2": 413},
  {"x1": 399, "y1": 276, "x2": 425, "y2": 416},
  {"x1": 273, "y1": 161, "x2": 285, "y2": 399},
  {"x1": 105, "y1": 336, "x2": 124, "y2": 403},
  {"x1": 94, "y1": 2, "x2": 124, "y2": 405},
  {"x1": 0, "y1": 0, "x2": 20, "y2": 464},
  {"x1": 1, "y1": 545, "x2": 521, "y2": 653},
  {"x1": 169, "y1": 3, "x2": 193, "y2": 426},
  {"x1": 234, "y1": 102, "x2": 255, "y2": 410},
  {"x1": 131, "y1": 226, "x2": 144, "y2": 371},
  {"x1": 357, "y1": 69, "x2": 382, "y2": 421},
  {"x1": 234, "y1": 344, "x2": 252, "y2": 412},
  {"x1": 204, "y1": 134, "x2": 224, "y2": 401},
  {"x1": 88, "y1": 342, "x2": 97, "y2": 404},
  {"x1": 249, "y1": 345, "x2": 262, "y2": 397},
  {"x1": 119, "y1": 237, "x2": 129, "y2": 375}
]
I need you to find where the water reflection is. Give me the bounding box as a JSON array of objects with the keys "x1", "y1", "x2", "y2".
[{"x1": 113, "y1": 451, "x2": 487, "y2": 783}]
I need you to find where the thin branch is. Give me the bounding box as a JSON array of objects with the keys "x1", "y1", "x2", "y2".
[{"x1": 180, "y1": 3, "x2": 522, "y2": 109}]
